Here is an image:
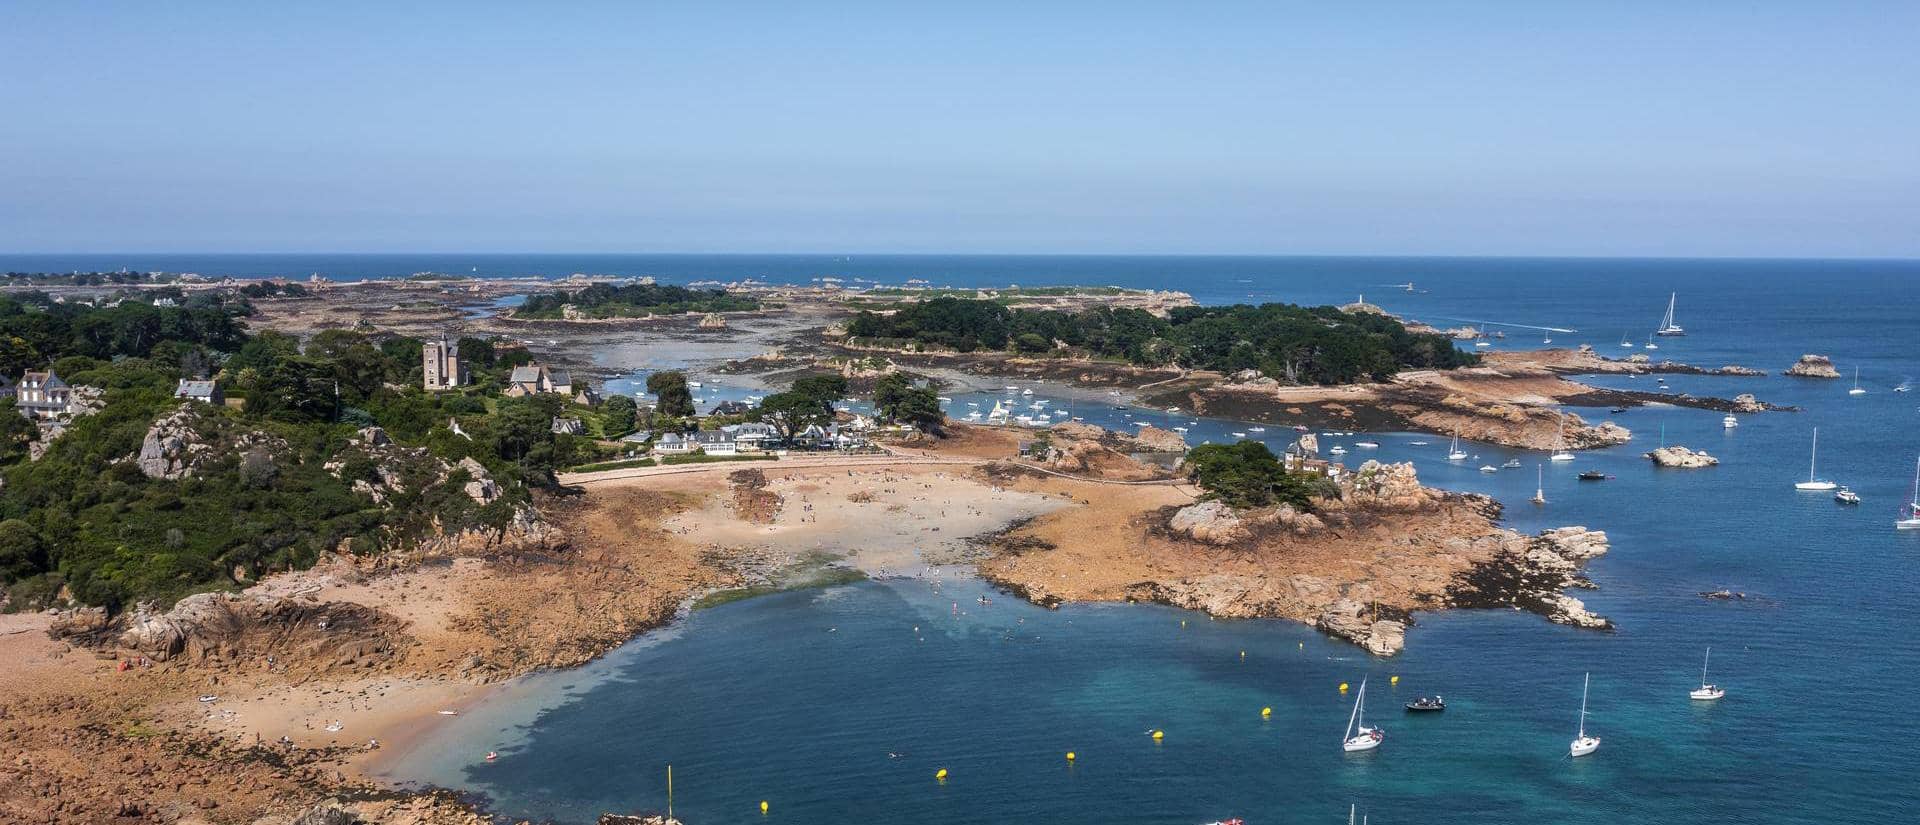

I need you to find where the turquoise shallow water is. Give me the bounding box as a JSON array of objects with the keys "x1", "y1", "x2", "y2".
[{"x1": 14, "y1": 254, "x2": 1918, "y2": 822}]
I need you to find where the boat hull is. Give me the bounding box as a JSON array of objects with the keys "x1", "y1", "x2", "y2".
[
  {"x1": 1794, "y1": 481, "x2": 1838, "y2": 491},
  {"x1": 1689, "y1": 688, "x2": 1725, "y2": 701},
  {"x1": 1569, "y1": 736, "x2": 1601, "y2": 757}
]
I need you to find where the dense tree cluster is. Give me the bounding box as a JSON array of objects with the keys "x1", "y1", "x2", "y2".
[
  {"x1": 751, "y1": 375, "x2": 848, "y2": 442},
  {"x1": 872, "y1": 373, "x2": 943, "y2": 433},
  {"x1": 845, "y1": 298, "x2": 1474, "y2": 384},
  {"x1": 0, "y1": 297, "x2": 594, "y2": 612},
  {"x1": 1183, "y1": 441, "x2": 1334, "y2": 510},
  {"x1": 517, "y1": 283, "x2": 759, "y2": 319},
  {"x1": 237, "y1": 281, "x2": 311, "y2": 299},
  {"x1": 0, "y1": 292, "x2": 249, "y2": 378}
]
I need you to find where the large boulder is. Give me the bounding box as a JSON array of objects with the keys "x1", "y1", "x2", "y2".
[
  {"x1": 1168, "y1": 501, "x2": 1250, "y2": 545},
  {"x1": 1731, "y1": 393, "x2": 1767, "y2": 413},
  {"x1": 1645, "y1": 445, "x2": 1719, "y2": 468},
  {"x1": 1785, "y1": 354, "x2": 1840, "y2": 378}
]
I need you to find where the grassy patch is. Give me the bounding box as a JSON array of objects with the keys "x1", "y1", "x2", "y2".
[
  {"x1": 568, "y1": 457, "x2": 656, "y2": 473},
  {"x1": 659, "y1": 453, "x2": 778, "y2": 466}
]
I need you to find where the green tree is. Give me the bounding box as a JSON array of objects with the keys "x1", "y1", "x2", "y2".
[
  {"x1": 1183, "y1": 441, "x2": 1325, "y2": 510},
  {"x1": 0, "y1": 519, "x2": 48, "y2": 581},
  {"x1": 0, "y1": 399, "x2": 36, "y2": 465},
  {"x1": 602, "y1": 394, "x2": 637, "y2": 435},
  {"x1": 873, "y1": 373, "x2": 944, "y2": 433},
  {"x1": 646, "y1": 371, "x2": 695, "y2": 418}
]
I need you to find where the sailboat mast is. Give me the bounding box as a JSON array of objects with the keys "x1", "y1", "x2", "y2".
[
  {"x1": 1577, "y1": 673, "x2": 1590, "y2": 738},
  {"x1": 1345, "y1": 679, "x2": 1363, "y2": 740},
  {"x1": 1810, "y1": 428, "x2": 1819, "y2": 481},
  {"x1": 1701, "y1": 647, "x2": 1710, "y2": 687}
]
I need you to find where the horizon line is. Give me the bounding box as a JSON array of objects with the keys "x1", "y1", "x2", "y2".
[{"x1": 5, "y1": 251, "x2": 1920, "y2": 264}]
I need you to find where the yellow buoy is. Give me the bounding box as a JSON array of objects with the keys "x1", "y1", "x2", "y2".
[
  {"x1": 1065, "y1": 751, "x2": 1076, "y2": 762},
  {"x1": 1261, "y1": 706, "x2": 1272, "y2": 718},
  {"x1": 935, "y1": 768, "x2": 948, "y2": 781},
  {"x1": 1390, "y1": 675, "x2": 1400, "y2": 685},
  {"x1": 1151, "y1": 729, "x2": 1164, "y2": 741},
  {"x1": 1339, "y1": 682, "x2": 1350, "y2": 692},
  {"x1": 760, "y1": 801, "x2": 769, "y2": 815}
]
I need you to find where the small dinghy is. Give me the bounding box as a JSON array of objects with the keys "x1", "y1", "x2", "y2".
[
  {"x1": 1405, "y1": 695, "x2": 1446, "y2": 713},
  {"x1": 1577, "y1": 470, "x2": 1611, "y2": 481}
]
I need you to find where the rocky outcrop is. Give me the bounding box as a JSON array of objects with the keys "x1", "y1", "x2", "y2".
[
  {"x1": 598, "y1": 815, "x2": 683, "y2": 825},
  {"x1": 1785, "y1": 354, "x2": 1840, "y2": 378},
  {"x1": 1167, "y1": 501, "x2": 1249, "y2": 545},
  {"x1": 136, "y1": 405, "x2": 291, "y2": 480},
  {"x1": 408, "y1": 504, "x2": 564, "y2": 560},
  {"x1": 457, "y1": 457, "x2": 501, "y2": 504},
  {"x1": 1447, "y1": 527, "x2": 1612, "y2": 630},
  {"x1": 51, "y1": 592, "x2": 409, "y2": 672},
  {"x1": 1715, "y1": 365, "x2": 1765, "y2": 376},
  {"x1": 1130, "y1": 425, "x2": 1189, "y2": 453},
  {"x1": 1345, "y1": 460, "x2": 1428, "y2": 509},
  {"x1": 1037, "y1": 422, "x2": 1175, "y2": 480},
  {"x1": 1731, "y1": 393, "x2": 1767, "y2": 413},
  {"x1": 1313, "y1": 598, "x2": 1406, "y2": 656},
  {"x1": 1646, "y1": 445, "x2": 1719, "y2": 468}
]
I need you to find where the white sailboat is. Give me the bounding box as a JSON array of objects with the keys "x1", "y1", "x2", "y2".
[
  {"x1": 1341, "y1": 677, "x2": 1384, "y2": 752},
  {"x1": 1447, "y1": 434, "x2": 1468, "y2": 461},
  {"x1": 1848, "y1": 366, "x2": 1867, "y2": 396},
  {"x1": 1643, "y1": 333, "x2": 1658, "y2": 351},
  {"x1": 1689, "y1": 648, "x2": 1725, "y2": 701},
  {"x1": 1569, "y1": 673, "x2": 1600, "y2": 757},
  {"x1": 1723, "y1": 414, "x2": 1738, "y2": 429},
  {"x1": 1655, "y1": 292, "x2": 1685, "y2": 336},
  {"x1": 1550, "y1": 414, "x2": 1576, "y2": 462},
  {"x1": 1898, "y1": 456, "x2": 1920, "y2": 531},
  {"x1": 1619, "y1": 332, "x2": 1633, "y2": 349},
  {"x1": 1793, "y1": 427, "x2": 1837, "y2": 490},
  {"x1": 1532, "y1": 464, "x2": 1546, "y2": 504}
]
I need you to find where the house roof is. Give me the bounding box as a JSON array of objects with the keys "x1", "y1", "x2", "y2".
[
  {"x1": 508, "y1": 365, "x2": 542, "y2": 383},
  {"x1": 22, "y1": 370, "x2": 65, "y2": 389},
  {"x1": 548, "y1": 369, "x2": 573, "y2": 386},
  {"x1": 175, "y1": 379, "x2": 217, "y2": 397},
  {"x1": 692, "y1": 431, "x2": 734, "y2": 444}
]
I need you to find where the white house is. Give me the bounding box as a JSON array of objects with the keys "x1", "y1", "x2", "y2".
[{"x1": 723, "y1": 422, "x2": 779, "y2": 453}]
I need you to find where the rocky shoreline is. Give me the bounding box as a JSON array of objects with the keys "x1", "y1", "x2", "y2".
[{"x1": 976, "y1": 460, "x2": 1613, "y2": 655}]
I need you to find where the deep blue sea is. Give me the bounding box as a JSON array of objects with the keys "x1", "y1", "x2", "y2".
[{"x1": 10, "y1": 254, "x2": 1919, "y2": 823}]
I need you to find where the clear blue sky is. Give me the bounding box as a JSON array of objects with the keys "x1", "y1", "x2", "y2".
[{"x1": 2, "y1": 1, "x2": 1915, "y2": 257}]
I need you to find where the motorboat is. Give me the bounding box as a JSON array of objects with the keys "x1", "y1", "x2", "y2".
[
  {"x1": 1723, "y1": 414, "x2": 1738, "y2": 428},
  {"x1": 1404, "y1": 695, "x2": 1446, "y2": 713},
  {"x1": 1577, "y1": 470, "x2": 1611, "y2": 481},
  {"x1": 1835, "y1": 487, "x2": 1861, "y2": 505},
  {"x1": 1502, "y1": 458, "x2": 1523, "y2": 469},
  {"x1": 1480, "y1": 465, "x2": 1498, "y2": 473},
  {"x1": 1354, "y1": 440, "x2": 1380, "y2": 449}
]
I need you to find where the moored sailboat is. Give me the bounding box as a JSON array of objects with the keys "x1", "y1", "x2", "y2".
[
  {"x1": 1447, "y1": 434, "x2": 1468, "y2": 461},
  {"x1": 1793, "y1": 427, "x2": 1837, "y2": 490},
  {"x1": 1342, "y1": 677, "x2": 1384, "y2": 752},
  {"x1": 1689, "y1": 648, "x2": 1725, "y2": 701},
  {"x1": 1655, "y1": 292, "x2": 1685, "y2": 336},
  {"x1": 1898, "y1": 457, "x2": 1920, "y2": 531},
  {"x1": 1570, "y1": 673, "x2": 1600, "y2": 757},
  {"x1": 1550, "y1": 414, "x2": 1576, "y2": 462}
]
